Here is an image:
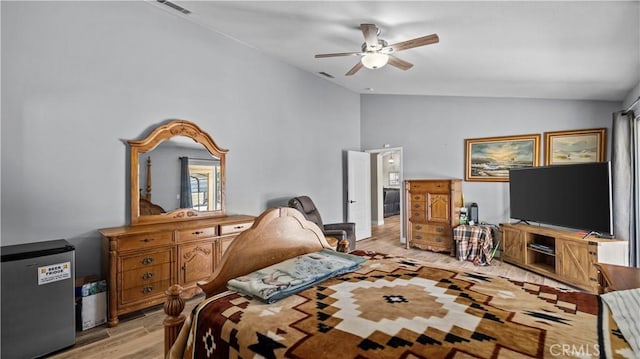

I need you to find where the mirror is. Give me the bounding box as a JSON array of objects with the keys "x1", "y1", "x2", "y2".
[{"x1": 129, "y1": 120, "x2": 227, "y2": 225}]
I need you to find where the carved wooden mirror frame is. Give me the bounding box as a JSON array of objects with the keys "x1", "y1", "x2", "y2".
[{"x1": 129, "y1": 120, "x2": 227, "y2": 225}]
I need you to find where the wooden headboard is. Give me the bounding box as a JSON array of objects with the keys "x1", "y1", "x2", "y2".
[
  {"x1": 139, "y1": 198, "x2": 166, "y2": 215},
  {"x1": 164, "y1": 207, "x2": 331, "y2": 355},
  {"x1": 197, "y1": 207, "x2": 331, "y2": 297}
]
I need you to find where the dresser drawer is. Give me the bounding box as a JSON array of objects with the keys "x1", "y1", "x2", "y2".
[
  {"x1": 220, "y1": 221, "x2": 253, "y2": 235},
  {"x1": 412, "y1": 232, "x2": 451, "y2": 244},
  {"x1": 409, "y1": 210, "x2": 426, "y2": 223},
  {"x1": 121, "y1": 263, "x2": 171, "y2": 290},
  {"x1": 117, "y1": 231, "x2": 173, "y2": 251},
  {"x1": 409, "y1": 201, "x2": 425, "y2": 211},
  {"x1": 176, "y1": 227, "x2": 217, "y2": 242},
  {"x1": 121, "y1": 279, "x2": 171, "y2": 304},
  {"x1": 410, "y1": 233, "x2": 452, "y2": 253},
  {"x1": 412, "y1": 223, "x2": 449, "y2": 235},
  {"x1": 121, "y1": 250, "x2": 172, "y2": 271},
  {"x1": 410, "y1": 181, "x2": 450, "y2": 193}
]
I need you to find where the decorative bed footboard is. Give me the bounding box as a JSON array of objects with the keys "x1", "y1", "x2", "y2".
[{"x1": 163, "y1": 207, "x2": 332, "y2": 355}]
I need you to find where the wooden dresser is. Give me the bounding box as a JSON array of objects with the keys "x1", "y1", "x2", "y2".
[
  {"x1": 405, "y1": 179, "x2": 463, "y2": 254},
  {"x1": 100, "y1": 215, "x2": 254, "y2": 327}
]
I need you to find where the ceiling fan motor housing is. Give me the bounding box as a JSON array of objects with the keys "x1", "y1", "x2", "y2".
[{"x1": 361, "y1": 39, "x2": 387, "y2": 53}]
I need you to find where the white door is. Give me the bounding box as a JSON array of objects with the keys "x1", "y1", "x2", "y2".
[{"x1": 347, "y1": 151, "x2": 372, "y2": 240}]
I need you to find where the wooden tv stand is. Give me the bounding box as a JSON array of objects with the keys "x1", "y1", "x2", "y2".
[{"x1": 500, "y1": 223, "x2": 628, "y2": 293}]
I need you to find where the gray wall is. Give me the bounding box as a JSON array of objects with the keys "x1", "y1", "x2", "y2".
[
  {"x1": 623, "y1": 81, "x2": 640, "y2": 109},
  {"x1": 1, "y1": 1, "x2": 635, "y2": 278},
  {"x1": 1, "y1": 2, "x2": 360, "y2": 276},
  {"x1": 360, "y1": 95, "x2": 621, "y2": 225}
]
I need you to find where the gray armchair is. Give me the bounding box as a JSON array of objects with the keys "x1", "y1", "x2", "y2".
[{"x1": 288, "y1": 196, "x2": 356, "y2": 252}]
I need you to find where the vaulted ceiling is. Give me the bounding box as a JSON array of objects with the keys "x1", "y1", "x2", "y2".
[{"x1": 152, "y1": 1, "x2": 640, "y2": 101}]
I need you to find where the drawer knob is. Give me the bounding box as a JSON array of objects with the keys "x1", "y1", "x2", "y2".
[
  {"x1": 142, "y1": 257, "x2": 154, "y2": 265},
  {"x1": 436, "y1": 227, "x2": 444, "y2": 233},
  {"x1": 142, "y1": 272, "x2": 154, "y2": 280},
  {"x1": 436, "y1": 237, "x2": 443, "y2": 242},
  {"x1": 416, "y1": 225, "x2": 422, "y2": 230},
  {"x1": 141, "y1": 238, "x2": 155, "y2": 243},
  {"x1": 142, "y1": 286, "x2": 153, "y2": 294},
  {"x1": 416, "y1": 235, "x2": 422, "y2": 240},
  {"x1": 192, "y1": 231, "x2": 204, "y2": 235},
  {"x1": 233, "y1": 225, "x2": 244, "y2": 229}
]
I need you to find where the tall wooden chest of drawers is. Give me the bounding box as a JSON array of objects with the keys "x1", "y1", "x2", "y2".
[
  {"x1": 405, "y1": 179, "x2": 463, "y2": 254},
  {"x1": 100, "y1": 215, "x2": 254, "y2": 327}
]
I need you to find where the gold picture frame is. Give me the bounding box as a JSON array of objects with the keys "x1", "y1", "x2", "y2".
[
  {"x1": 544, "y1": 128, "x2": 606, "y2": 165},
  {"x1": 465, "y1": 134, "x2": 541, "y2": 182}
]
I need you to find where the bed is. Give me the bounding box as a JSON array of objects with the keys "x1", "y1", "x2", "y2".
[{"x1": 164, "y1": 207, "x2": 638, "y2": 358}]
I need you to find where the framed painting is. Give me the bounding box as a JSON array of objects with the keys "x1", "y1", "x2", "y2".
[
  {"x1": 544, "y1": 128, "x2": 606, "y2": 165},
  {"x1": 465, "y1": 134, "x2": 541, "y2": 182}
]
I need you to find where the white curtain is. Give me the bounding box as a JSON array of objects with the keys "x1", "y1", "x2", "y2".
[{"x1": 612, "y1": 110, "x2": 639, "y2": 267}]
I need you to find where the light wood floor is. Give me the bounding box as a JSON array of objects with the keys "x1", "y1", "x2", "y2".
[{"x1": 49, "y1": 215, "x2": 570, "y2": 359}]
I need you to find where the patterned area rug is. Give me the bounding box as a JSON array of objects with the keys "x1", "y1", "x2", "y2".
[{"x1": 183, "y1": 251, "x2": 633, "y2": 358}]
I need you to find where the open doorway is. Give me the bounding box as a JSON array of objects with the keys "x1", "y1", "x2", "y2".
[{"x1": 367, "y1": 147, "x2": 405, "y2": 244}]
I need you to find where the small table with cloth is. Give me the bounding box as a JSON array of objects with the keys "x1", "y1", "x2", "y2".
[{"x1": 453, "y1": 224, "x2": 495, "y2": 265}]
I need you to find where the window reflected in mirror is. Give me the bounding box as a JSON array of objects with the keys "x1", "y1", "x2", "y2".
[
  {"x1": 183, "y1": 158, "x2": 221, "y2": 212},
  {"x1": 139, "y1": 136, "x2": 222, "y2": 215}
]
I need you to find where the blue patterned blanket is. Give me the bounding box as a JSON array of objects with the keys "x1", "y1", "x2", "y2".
[{"x1": 227, "y1": 249, "x2": 365, "y2": 303}]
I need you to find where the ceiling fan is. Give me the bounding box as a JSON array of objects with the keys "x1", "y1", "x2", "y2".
[{"x1": 315, "y1": 23, "x2": 439, "y2": 76}]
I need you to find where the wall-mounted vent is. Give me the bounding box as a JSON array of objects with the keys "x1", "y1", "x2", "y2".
[
  {"x1": 157, "y1": 0, "x2": 191, "y2": 15},
  {"x1": 318, "y1": 72, "x2": 335, "y2": 79}
]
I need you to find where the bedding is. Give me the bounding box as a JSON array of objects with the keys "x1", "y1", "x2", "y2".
[
  {"x1": 601, "y1": 288, "x2": 640, "y2": 355},
  {"x1": 173, "y1": 251, "x2": 636, "y2": 358},
  {"x1": 227, "y1": 249, "x2": 365, "y2": 303}
]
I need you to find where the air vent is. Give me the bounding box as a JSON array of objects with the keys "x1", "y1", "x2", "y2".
[
  {"x1": 157, "y1": 0, "x2": 191, "y2": 15},
  {"x1": 318, "y1": 72, "x2": 335, "y2": 79}
]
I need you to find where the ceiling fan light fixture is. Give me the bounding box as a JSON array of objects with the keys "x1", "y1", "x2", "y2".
[
  {"x1": 315, "y1": 23, "x2": 437, "y2": 75},
  {"x1": 361, "y1": 52, "x2": 389, "y2": 69}
]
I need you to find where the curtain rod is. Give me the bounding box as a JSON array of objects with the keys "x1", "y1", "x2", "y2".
[{"x1": 624, "y1": 96, "x2": 640, "y2": 113}]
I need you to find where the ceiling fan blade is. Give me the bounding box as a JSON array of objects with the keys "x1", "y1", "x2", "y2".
[
  {"x1": 360, "y1": 24, "x2": 379, "y2": 49},
  {"x1": 315, "y1": 51, "x2": 362, "y2": 58},
  {"x1": 388, "y1": 55, "x2": 414, "y2": 71},
  {"x1": 384, "y1": 33, "x2": 439, "y2": 53},
  {"x1": 345, "y1": 61, "x2": 363, "y2": 76}
]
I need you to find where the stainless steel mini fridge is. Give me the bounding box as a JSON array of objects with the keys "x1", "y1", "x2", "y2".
[{"x1": 1, "y1": 239, "x2": 76, "y2": 358}]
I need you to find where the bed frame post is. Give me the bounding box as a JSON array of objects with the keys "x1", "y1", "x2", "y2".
[{"x1": 163, "y1": 284, "x2": 186, "y2": 356}]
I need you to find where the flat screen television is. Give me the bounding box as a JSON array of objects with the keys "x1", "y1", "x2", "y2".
[{"x1": 508, "y1": 162, "x2": 613, "y2": 236}]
